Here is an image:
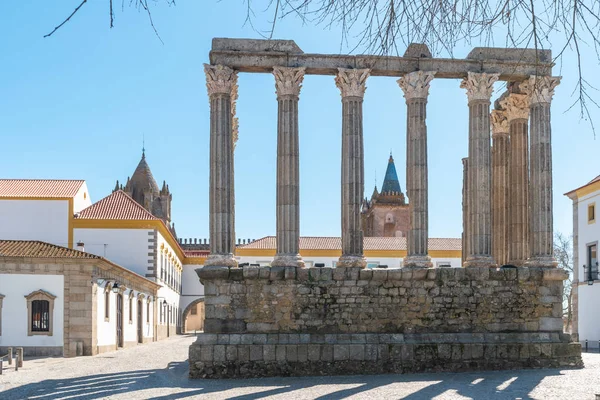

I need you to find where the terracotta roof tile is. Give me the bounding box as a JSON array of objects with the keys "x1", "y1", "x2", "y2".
[
  {"x1": 0, "y1": 240, "x2": 100, "y2": 259},
  {"x1": 241, "y1": 236, "x2": 461, "y2": 251},
  {"x1": 0, "y1": 179, "x2": 85, "y2": 198},
  {"x1": 77, "y1": 190, "x2": 158, "y2": 220}
]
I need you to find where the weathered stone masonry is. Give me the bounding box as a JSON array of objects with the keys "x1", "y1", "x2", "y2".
[{"x1": 190, "y1": 265, "x2": 582, "y2": 378}]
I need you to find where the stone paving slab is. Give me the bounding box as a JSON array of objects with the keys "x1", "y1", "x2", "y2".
[{"x1": 2, "y1": 335, "x2": 600, "y2": 399}]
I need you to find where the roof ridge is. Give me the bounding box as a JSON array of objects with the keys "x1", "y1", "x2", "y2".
[{"x1": 77, "y1": 190, "x2": 159, "y2": 220}]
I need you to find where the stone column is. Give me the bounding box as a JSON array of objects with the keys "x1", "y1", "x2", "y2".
[
  {"x1": 271, "y1": 67, "x2": 306, "y2": 268},
  {"x1": 204, "y1": 64, "x2": 238, "y2": 268},
  {"x1": 462, "y1": 157, "x2": 469, "y2": 265},
  {"x1": 398, "y1": 71, "x2": 436, "y2": 268},
  {"x1": 501, "y1": 92, "x2": 530, "y2": 266},
  {"x1": 335, "y1": 68, "x2": 370, "y2": 268},
  {"x1": 460, "y1": 72, "x2": 499, "y2": 267},
  {"x1": 521, "y1": 76, "x2": 561, "y2": 267},
  {"x1": 491, "y1": 109, "x2": 510, "y2": 266}
]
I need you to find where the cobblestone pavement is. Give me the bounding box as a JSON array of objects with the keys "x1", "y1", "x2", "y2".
[{"x1": 2, "y1": 335, "x2": 600, "y2": 399}]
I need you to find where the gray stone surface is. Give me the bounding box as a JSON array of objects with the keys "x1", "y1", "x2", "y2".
[
  {"x1": 335, "y1": 68, "x2": 369, "y2": 268},
  {"x1": 461, "y1": 72, "x2": 499, "y2": 267},
  {"x1": 271, "y1": 67, "x2": 305, "y2": 268},
  {"x1": 210, "y1": 39, "x2": 553, "y2": 79},
  {"x1": 491, "y1": 109, "x2": 510, "y2": 266},
  {"x1": 398, "y1": 71, "x2": 435, "y2": 268},
  {"x1": 204, "y1": 64, "x2": 238, "y2": 268}
]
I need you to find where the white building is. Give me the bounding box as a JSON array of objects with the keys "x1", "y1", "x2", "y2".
[
  {"x1": 566, "y1": 175, "x2": 600, "y2": 346},
  {"x1": 0, "y1": 240, "x2": 159, "y2": 357}
]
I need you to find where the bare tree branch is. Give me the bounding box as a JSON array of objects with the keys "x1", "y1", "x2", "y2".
[{"x1": 44, "y1": 0, "x2": 88, "y2": 38}]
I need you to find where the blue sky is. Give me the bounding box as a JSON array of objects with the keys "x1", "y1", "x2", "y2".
[{"x1": 0, "y1": 1, "x2": 598, "y2": 243}]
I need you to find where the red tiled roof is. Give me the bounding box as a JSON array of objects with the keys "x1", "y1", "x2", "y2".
[
  {"x1": 0, "y1": 179, "x2": 85, "y2": 198},
  {"x1": 241, "y1": 236, "x2": 461, "y2": 251},
  {"x1": 77, "y1": 190, "x2": 158, "y2": 220},
  {"x1": 0, "y1": 240, "x2": 100, "y2": 259},
  {"x1": 184, "y1": 250, "x2": 210, "y2": 257}
]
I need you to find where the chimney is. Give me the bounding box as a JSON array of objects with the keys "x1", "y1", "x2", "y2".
[
  {"x1": 204, "y1": 238, "x2": 207, "y2": 244},
  {"x1": 194, "y1": 238, "x2": 198, "y2": 244},
  {"x1": 76, "y1": 241, "x2": 85, "y2": 252}
]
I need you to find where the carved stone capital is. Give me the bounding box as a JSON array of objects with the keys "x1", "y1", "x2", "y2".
[
  {"x1": 204, "y1": 64, "x2": 238, "y2": 96},
  {"x1": 460, "y1": 72, "x2": 500, "y2": 103},
  {"x1": 491, "y1": 109, "x2": 509, "y2": 137},
  {"x1": 335, "y1": 68, "x2": 371, "y2": 98},
  {"x1": 273, "y1": 67, "x2": 306, "y2": 98},
  {"x1": 500, "y1": 93, "x2": 529, "y2": 120},
  {"x1": 520, "y1": 76, "x2": 561, "y2": 105},
  {"x1": 397, "y1": 71, "x2": 436, "y2": 100}
]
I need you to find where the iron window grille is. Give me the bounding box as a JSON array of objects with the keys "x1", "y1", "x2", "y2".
[{"x1": 31, "y1": 300, "x2": 50, "y2": 332}]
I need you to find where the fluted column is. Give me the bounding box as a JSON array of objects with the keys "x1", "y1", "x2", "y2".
[
  {"x1": 491, "y1": 109, "x2": 510, "y2": 266},
  {"x1": 460, "y1": 72, "x2": 499, "y2": 267},
  {"x1": 521, "y1": 76, "x2": 561, "y2": 267},
  {"x1": 398, "y1": 71, "x2": 435, "y2": 268},
  {"x1": 204, "y1": 64, "x2": 238, "y2": 268},
  {"x1": 501, "y1": 93, "x2": 530, "y2": 266},
  {"x1": 462, "y1": 157, "x2": 469, "y2": 265},
  {"x1": 335, "y1": 68, "x2": 370, "y2": 268},
  {"x1": 271, "y1": 67, "x2": 306, "y2": 268}
]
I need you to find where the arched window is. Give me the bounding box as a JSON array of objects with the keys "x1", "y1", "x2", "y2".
[
  {"x1": 385, "y1": 213, "x2": 395, "y2": 223},
  {"x1": 25, "y1": 290, "x2": 56, "y2": 336}
]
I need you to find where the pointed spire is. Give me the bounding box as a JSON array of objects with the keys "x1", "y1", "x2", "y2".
[
  {"x1": 142, "y1": 133, "x2": 146, "y2": 159},
  {"x1": 114, "y1": 180, "x2": 120, "y2": 192},
  {"x1": 372, "y1": 184, "x2": 379, "y2": 198},
  {"x1": 381, "y1": 154, "x2": 402, "y2": 194},
  {"x1": 162, "y1": 180, "x2": 167, "y2": 193}
]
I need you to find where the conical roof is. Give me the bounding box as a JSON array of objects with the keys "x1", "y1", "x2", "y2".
[
  {"x1": 381, "y1": 155, "x2": 402, "y2": 194},
  {"x1": 130, "y1": 151, "x2": 159, "y2": 200}
]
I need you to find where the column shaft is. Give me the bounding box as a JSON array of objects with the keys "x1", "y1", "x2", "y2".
[
  {"x1": 272, "y1": 67, "x2": 305, "y2": 267},
  {"x1": 204, "y1": 64, "x2": 238, "y2": 268},
  {"x1": 508, "y1": 119, "x2": 529, "y2": 265},
  {"x1": 521, "y1": 76, "x2": 561, "y2": 267},
  {"x1": 462, "y1": 158, "x2": 469, "y2": 265},
  {"x1": 336, "y1": 68, "x2": 370, "y2": 268},
  {"x1": 491, "y1": 109, "x2": 510, "y2": 266},
  {"x1": 398, "y1": 71, "x2": 435, "y2": 268},
  {"x1": 460, "y1": 72, "x2": 499, "y2": 267}
]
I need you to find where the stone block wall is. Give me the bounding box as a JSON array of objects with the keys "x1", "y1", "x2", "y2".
[
  {"x1": 201, "y1": 266, "x2": 565, "y2": 334},
  {"x1": 190, "y1": 265, "x2": 582, "y2": 378}
]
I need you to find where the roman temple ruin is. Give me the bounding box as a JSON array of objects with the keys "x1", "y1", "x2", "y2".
[{"x1": 190, "y1": 38, "x2": 582, "y2": 378}]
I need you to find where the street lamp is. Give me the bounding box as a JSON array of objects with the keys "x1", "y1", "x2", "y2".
[{"x1": 112, "y1": 282, "x2": 121, "y2": 293}]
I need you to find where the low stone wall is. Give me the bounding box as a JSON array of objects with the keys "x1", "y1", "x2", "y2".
[
  {"x1": 189, "y1": 332, "x2": 582, "y2": 378},
  {"x1": 190, "y1": 265, "x2": 582, "y2": 378}
]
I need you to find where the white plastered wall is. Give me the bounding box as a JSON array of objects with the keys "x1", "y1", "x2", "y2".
[
  {"x1": 96, "y1": 286, "x2": 155, "y2": 347},
  {"x1": 0, "y1": 274, "x2": 64, "y2": 347},
  {"x1": 0, "y1": 200, "x2": 69, "y2": 246},
  {"x1": 576, "y1": 189, "x2": 600, "y2": 344},
  {"x1": 73, "y1": 183, "x2": 92, "y2": 213},
  {"x1": 156, "y1": 231, "x2": 183, "y2": 328},
  {"x1": 181, "y1": 264, "x2": 205, "y2": 312},
  {"x1": 74, "y1": 228, "x2": 152, "y2": 277}
]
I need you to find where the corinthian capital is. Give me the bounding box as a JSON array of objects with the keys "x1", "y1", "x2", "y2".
[
  {"x1": 519, "y1": 76, "x2": 561, "y2": 105},
  {"x1": 500, "y1": 93, "x2": 529, "y2": 121},
  {"x1": 204, "y1": 64, "x2": 238, "y2": 96},
  {"x1": 335, "y1": 68, "x2": 371, "y2": 98},
  {"x1": 397, "y1": 71, "x2": 436, "y2": 100},
  {"x1": 490, "y1": 110, "x2": 509, "y2": 137},
  {"x1": 460, "y1": 72, "x2": 500, "y2": 103},
  {"x1": 273, "y1": 67, "x2": 306, "y2": 98}
]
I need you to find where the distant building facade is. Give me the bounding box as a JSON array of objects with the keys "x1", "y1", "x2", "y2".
[{"x1": 362, "y1": 155, "x2": 410, "y2": 237}]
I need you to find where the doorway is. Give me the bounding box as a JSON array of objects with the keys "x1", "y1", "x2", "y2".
[
  {"x1": 137, "y1": 299, "x2": 143, "y2": 344},
  {"x1": 116, "y1": 294, "x2": 124, "y2": 348}
]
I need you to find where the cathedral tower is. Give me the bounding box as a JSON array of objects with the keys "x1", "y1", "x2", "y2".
[
  {"x1": 114, "y1": 151, "x2": 174, "y2": 234},
  {"x1": 361, "y1": 154, "x2": 410, "y2": 237}
]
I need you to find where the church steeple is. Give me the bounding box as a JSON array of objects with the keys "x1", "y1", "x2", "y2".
[
  {"x1": 117, "y1": 150, "x2": 174, "y2": 232},
  {"x1": 381, "y1": 154, "x2": 402, "y2": 195}
]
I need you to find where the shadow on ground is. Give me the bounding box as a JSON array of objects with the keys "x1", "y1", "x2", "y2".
[{"x1": 0, "y1": 360, "x2": 564, "y2": 400}]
